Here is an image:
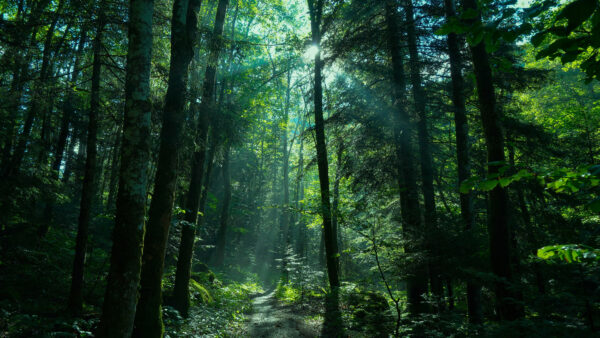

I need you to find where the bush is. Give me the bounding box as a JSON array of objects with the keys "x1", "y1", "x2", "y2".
[{"x1": 344, "y1": 290, "x2": 394, "y2": 337}]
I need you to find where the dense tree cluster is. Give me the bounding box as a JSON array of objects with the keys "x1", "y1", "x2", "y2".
[{"x1": 0, "y1": 0, "x2": 599, "y2": 336}]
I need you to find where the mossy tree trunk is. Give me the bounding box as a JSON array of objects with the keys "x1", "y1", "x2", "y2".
[
  {"x1": 132, "y1": 0, "x2": 201, "y2": 335},
  {"x1": 172, "y1": 0, "x2": 229, "y2": 317},
  {"x1": 96, "y1": 0, "x2": 155, "y2": 335}
]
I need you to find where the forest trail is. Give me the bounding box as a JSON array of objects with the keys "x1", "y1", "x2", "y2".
[{"x1": 245, "y1": 290, "x2": 320, "y2": 337}]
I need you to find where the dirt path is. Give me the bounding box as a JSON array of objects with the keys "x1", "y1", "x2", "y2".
[{"x1": 245, "y1": 290, "x2": 320, "y2": 337}]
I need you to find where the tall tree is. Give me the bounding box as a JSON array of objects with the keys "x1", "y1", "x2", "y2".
[
  {"x1": 132, "y1": 0, "x2": 201, "y2": 335},
  {"x1": 404, "y1": 0, "x2": 444, "y2": 310},
  {"x1": 384, "y1": 0, "x2": 428, "y2": 315},
  {"x1": 172, "y1": 0, "x2": 230, "y2": 317},
  {"x1": 96, "y1": 0, "x2": 155, "y2": 335},
  {"x1": 280, "y1": 67, "x2": 292, "y2": 249},
  {"x1": 461, "y1": 0, "x2": 523, "y2": 321},
  {"x1": 66, "y1": 4, "x2": 106, "y2": 314},
  {"x1": 213, "y1": 143, "x2": 231, "y2": 266},
  {"x1": 307, "y1": 0, "x2": 342, "y2": 334},
  {"x1": 443, "y1": 0, "x2": 483, "y2": 323}
]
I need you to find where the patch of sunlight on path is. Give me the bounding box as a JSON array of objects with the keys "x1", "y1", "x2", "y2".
[{"x1": 243, "y1": 290, "x2": 322, "y2": 337}]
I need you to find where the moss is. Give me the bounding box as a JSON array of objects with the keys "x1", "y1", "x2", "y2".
[{"x1": 189, "y1": 279, "x2": 213, "y2": 304}]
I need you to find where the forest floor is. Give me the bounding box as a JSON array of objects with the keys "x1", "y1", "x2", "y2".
[{"x1": 243, "y1": 290, "x2": 323, "y2": 337}]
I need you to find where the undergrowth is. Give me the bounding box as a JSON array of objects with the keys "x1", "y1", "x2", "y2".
[{"x1": 164, "y1": 268, "x2": 263, "y2": 337}]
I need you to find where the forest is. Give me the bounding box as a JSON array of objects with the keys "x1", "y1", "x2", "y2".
[{"x1": 1, "y1": 0, "x2": 600, "y2": 336}]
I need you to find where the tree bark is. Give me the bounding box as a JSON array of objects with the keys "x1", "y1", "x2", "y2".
[
  {"x1": 97, "y1": 0, "x2": 155, "y2": 335},
  {"x1": 461, "y1": 0, "x2": 523, "y2": 321},
  {"x1": 132, "y1": 0, "x2": 201, "y2": 335},
  {"x1": 171, "y1": 0, "x2": 229, "y2": 317}
]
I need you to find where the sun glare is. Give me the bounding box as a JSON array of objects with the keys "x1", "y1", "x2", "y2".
[{"x1": 304, "y1": 45, "x2": 320, "y2": 60}]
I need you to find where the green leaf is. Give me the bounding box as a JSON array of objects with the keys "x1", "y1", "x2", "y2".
[
  {"x1": 479, "y1": 179, "x2": 498, "y2": 191},
  {"x1": 435, "y1": 18, "x2": 465, "y2": 35},
  {"x1": 469, "y1": 28, "x2": 485, "y2": 46},
  {"x1": 536, "y1": 37, "x2": 574, "y2": 60},
  {"x1": 556, "y1": 0, "x2": 597, "y2": 34},
  {"x1": 499, "y1": 177, "x2": 512, "y2": 188},
  {"x1": 460, "y1": 177, "x2": 478, "y2": 193},
  {"x1": 537, "y1": 244, "x2": 600, "y2": 264}
]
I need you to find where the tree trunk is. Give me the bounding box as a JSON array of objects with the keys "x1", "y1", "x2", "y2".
[
  {"x1": 384, "y1": 0, "x2": 428, "y2": 315},
  {"x1": 67, "y1": 10, "x2": 105, "y2": 315},
  {"x1": 106, "y1": 127, "x2": 122, "y2": 211},
  {"x1": 295, "y1": 122, "x2": 306, "y2": 257},
  {"x1": 307, "y1": 0, "x2": 342, "y2": 334},
  {"x1": 331, "y1": 141, "x2": 343, "y2": 277},
  {"x1": 97, "y1": 0, "x2": 155, "y2": 335},
  {"x1": 52, "y1": 30, "x2": 87, "y2": 175},
  {"x1": 404, "y1": 0, "x2": 444, "y2": 311},
  {"x1": 132, "y1": 0, "x2": 201, "y2": 335},
  {"x1": 213, "y1": 144, "x2": 231, "y2": 266},
  {"x1": 280, "y1": 67, "x2": 291, "y2": 248},
  {"x1": 443, "y1": 0, "x2": 483, "y2": 322},
  {"x1": 461, "y1": 0, "x2": 523, "y2": 321},
  {"x1": 171, "y1": 0, "x2": 229, "y2": 317}
]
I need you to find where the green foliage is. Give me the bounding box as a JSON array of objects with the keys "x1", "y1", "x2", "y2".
[
  {"x1": 275, "y1": 283, "x2": 301, "y2": 303},
  {"x1": 189, "y1": 279, "x2": 214, "y2": 304},
  {"x1": 531, "y1": 0, "x2": 600, "y2": 81},
  {"x1": 163, "y1": 272, "x2": 263, "y2": 337},
  {"x1": 342, "y1": 288, "x2": 394, "y2": 337},
  {"x1": 537, "y1": 244, "x2": 600, "y2": 263}
]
